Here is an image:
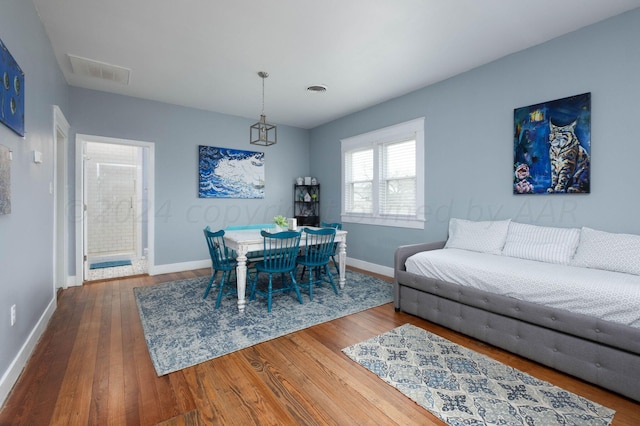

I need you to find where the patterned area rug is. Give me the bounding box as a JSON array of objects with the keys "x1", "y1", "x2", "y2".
[
  {"x1": 342, "y1": 324, "x2": 615, "y2": 426},
  {"x1": 135, "y1": 270, "x2": 392, "y2": 375}
]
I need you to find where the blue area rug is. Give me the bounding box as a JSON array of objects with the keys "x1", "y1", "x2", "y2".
[
  {"x1": 343, "y1": 324, "x2": 615, "y2": 426},
  {"x1": 134, "y1": 270, "x2": 393, "y2": 375},
  {"x1": 90, "y1": 260, "x2": 132, "y2": 269}
]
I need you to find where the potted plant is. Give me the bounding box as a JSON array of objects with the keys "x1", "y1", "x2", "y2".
[{"x1": 273, "y1": 215, "x2": 288, "y2": 232}]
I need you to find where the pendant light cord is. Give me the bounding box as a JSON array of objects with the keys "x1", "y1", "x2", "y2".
[{"x1": 261, "y1": 76, "x2": 265, "y2": 116}]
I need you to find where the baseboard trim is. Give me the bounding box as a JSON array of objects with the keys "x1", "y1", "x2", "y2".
[
  {"x1": 149, "y1": 259, "x2": 211, "y2": 276},
  {"x1": 346, "y1": 258, "x2": 393, "y2": 278},
  {"x1": 0, "y1": 295, "x2": 57, "y2": 407}
]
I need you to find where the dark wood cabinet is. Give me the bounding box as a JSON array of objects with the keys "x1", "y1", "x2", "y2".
[{"x1": 294, "y1": 184, "x2": 319, "y2": 226}]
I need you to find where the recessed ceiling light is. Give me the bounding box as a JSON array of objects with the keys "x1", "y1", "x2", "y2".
[{"x1": 307, "y1": 84, "x2": 327, "y2": 93}]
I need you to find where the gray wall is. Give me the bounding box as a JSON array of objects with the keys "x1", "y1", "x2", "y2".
[
  {"x1": 69, "y1": 88, "x2": 310, "y2": 265},
  {"x1": 310, "y1": 8, "x2": 640, "y2": 268},
  {"x1": 0, "y1": 0, "x2": 68, "y2": 384}
]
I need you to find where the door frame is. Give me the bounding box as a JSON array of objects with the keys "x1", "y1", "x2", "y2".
[
  {"x1": 52, "y1": 106, "x2": 70, "y2": 289},
  {"x1": 75, "y1": 134, "x2": 155, "y2": 284}
]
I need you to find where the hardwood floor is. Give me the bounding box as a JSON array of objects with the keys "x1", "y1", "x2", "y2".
[{"x1": 1, "y1": 268, "x2": 638, "y2": 425}]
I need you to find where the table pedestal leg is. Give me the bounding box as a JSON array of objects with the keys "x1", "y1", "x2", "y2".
[
  {"x1": 338, "y1": 239, "x2": 347, "y2": 289},
  {"x1": 235, "y1": 250, "x2": 248, "y2": 313}
]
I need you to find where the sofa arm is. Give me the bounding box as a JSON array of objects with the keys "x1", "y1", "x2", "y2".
[
  {"x1": 394, "y1": 241, "x2": 446, "y2": 311},
  {"x1": 394, "y1": 241, "x2": 446, "y2": 272}
]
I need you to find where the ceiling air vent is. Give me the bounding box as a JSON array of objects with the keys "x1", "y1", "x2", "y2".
[{"x1": 68, "y1": 54, "x2": 131, "y2": 85}]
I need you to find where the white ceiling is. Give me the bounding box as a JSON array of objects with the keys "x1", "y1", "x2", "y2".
[{"x1": 33, "y1": 0, "x2": 639, "y2": 129}]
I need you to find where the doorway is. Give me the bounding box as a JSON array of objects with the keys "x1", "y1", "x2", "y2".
[{"x1": 75, "y1": 134, "x2": 155, "y2": 283}]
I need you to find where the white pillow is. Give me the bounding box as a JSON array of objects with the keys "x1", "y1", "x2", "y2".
[
  {"x1": 572, "y1": 227, "x2": 640, "y2": 275},
  {"x1": 502, "y1": 222, "x2": 580, "y2": 265},
  {"x1": 444, "y1": 218, "x2": 511, "y2": 255}
]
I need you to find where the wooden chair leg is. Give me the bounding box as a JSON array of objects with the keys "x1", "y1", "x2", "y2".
[
  {"x1": 203, "y1": 271, "x2": 217, "y2": 299},
  {"x1": 289, "y1": 271, "x2": 303, "y2": 304},
  {"x1": 214, "y1": 272, "x2": 227, "y2": 309}
]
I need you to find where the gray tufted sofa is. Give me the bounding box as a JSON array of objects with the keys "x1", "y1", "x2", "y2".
[{"x1": 394, "y1": 240, "x2": 640, "y2": 402}]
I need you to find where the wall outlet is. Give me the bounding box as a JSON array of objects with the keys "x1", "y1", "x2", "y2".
[{"x1": 10, "y1": 304, "x2": 16, "y2": 326}]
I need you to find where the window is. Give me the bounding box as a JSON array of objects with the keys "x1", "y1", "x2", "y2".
[{"x1": 341, "y1": 117, "x2": 425, "y2": 229}]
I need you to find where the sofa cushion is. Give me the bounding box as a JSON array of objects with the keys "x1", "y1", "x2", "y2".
[
  {"x1": 444, "y1": 218, "x2": 510, "y2": 255},
  {"x1": 502, "y1": 222, "x2": 580, "y2": 265},
  {"x1": 572, "y1": 227, "x2": 640, "y2": 276}
]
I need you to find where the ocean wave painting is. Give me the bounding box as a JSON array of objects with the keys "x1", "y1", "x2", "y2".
[{"x1": 198, "y1": 145, "x2": 265, "y2": 199}]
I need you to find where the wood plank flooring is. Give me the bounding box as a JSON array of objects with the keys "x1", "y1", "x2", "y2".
[{"x1": 1, "y1": 268, "x2": 638, "y2": 425}]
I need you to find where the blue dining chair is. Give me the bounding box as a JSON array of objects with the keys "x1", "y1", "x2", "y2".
[
  {"x1": 250, "y1": 230, "x2": 303, "y2": 312},
  {"x1": 296, "y1": 227, "x2": 338, "y2": 301},
  {"x1": 321, "y1": 221, "x2": 342, "y2": 276},
  {"x1": 203, "y1": 227, "x2": 237, "y2": 308}
]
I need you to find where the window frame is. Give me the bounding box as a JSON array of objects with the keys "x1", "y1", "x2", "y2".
[{"x1": 340, "y1": 117, "x2": 425, "y2": 229}]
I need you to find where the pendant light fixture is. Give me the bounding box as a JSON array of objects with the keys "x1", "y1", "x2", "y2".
[{"x1": 250, "y1": 71, "x2": 277, "y2": 146}]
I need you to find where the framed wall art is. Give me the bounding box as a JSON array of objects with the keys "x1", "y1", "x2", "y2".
[
  {"x1": 0, "y1": 38, "x2": 25, "y2": 137},
  {"x1": 198, "y1": 145, "x2": 264, "y2": 199},
  {"x1": 513, "y1": 93, "x2": 590, "y2": 194}
]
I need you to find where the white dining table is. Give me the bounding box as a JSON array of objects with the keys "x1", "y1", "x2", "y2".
[{"x1": 223, "y1": 227, "x2": 347, "y2": 312}]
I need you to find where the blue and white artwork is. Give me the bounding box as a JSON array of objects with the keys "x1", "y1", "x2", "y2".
[{"x1": 199, "y1": 145, "x2": 264, "y2": 198}]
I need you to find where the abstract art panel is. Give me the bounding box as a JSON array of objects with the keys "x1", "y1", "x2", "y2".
[
  {"x1": 199, "y1": 145, "x2": 264, "y2": 198},
  {"x1": 0, "y1": 38, "x2": 25, "y2": 136},
  {"x1": 513, "y1": 93, "x2": 590, "y2": 194},
  {"x1": 0, "y1": 144, "x2": 10, "y2": 215}
]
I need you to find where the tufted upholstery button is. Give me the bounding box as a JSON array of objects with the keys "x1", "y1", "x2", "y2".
[
  {"x1": 483, "y1": 298, "x2": 489, "y2": 303},
  {"x1": 551, "y1": 316, "x2": 556, "y2": 321},
  {"x1": 515, "y1": 307, "x2": 520, "y2": 312},
  {"x1": 595, "y1": 328, "x2": 600, "y2": 333},
  {"x1": 595, "y1": 363, "x2": 601, "y2": 368},
  {"x1": 553, "y1": 348, "x2": 558, "y2": 352}
]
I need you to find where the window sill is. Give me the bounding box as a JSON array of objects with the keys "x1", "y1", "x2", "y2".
[{"x1": 341, "y1": 214, "x2": 425, "y2": 229}]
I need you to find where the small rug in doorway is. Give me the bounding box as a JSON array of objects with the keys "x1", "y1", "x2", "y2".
[
  {"x1": 134, "y1": 270, "x2": 393, "y2": 376},
  {"x1": 90, "y1": 260, "x2": 132, "y2": 269},
  {"x1": 342, "y1": 324, "x2": 615, "y2": 425}
]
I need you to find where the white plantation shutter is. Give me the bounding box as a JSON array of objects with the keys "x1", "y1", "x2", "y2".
[
  {"x1": 380, "y1": 139, "x2": 416, "y2": 216},
  {"x1": 345, "y1": 148, "x2": 373, "y2": 214},
  {"x1": 341, "y1": 117, "x2": 424, "y2": 229}
]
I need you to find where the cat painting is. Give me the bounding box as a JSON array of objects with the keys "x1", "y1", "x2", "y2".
[{"x1": 547, "y1": 120, "x2": 590, "y2": 193}]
